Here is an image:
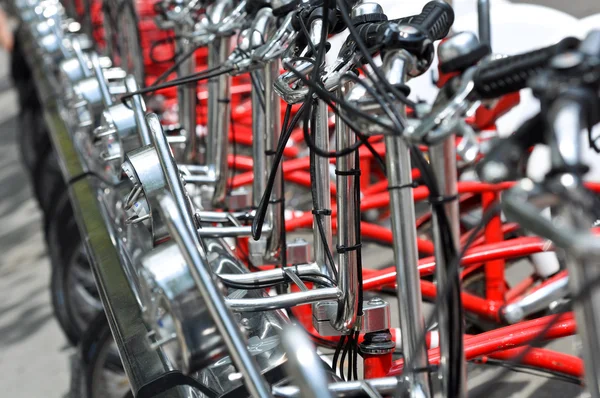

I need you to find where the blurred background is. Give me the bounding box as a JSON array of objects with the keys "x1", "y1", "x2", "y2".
[{"x1": 0, "y1": 1, "x2": 599, "y2": 397}]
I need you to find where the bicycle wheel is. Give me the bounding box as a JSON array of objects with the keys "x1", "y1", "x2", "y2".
[{"x1": 49, "y1": 197, "x2": 102, "y2": 344}]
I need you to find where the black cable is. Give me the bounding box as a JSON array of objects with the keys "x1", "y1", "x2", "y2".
[
  {"x1": 282, "y1": 60, "x2": 399, "y2": 135},
  {"x1": 471, "y1": 358, "x2": 582, "y2": 386},
  {"x1": 352, "y1": 329, "x2": 360, "y2": 381},
  {"x1": 121, "y1": 66, "x2": 234, "y2": 104},
  {"x1": 276, "y1": 166, "x2": 289, "y2": 295},
  {"x1": 150, "y1": 41, "x2": 208, "y2": 87},
  {"x1": 346, "y1": 332, "x2": 354, "y2": 381},
  {"x1": 249, "y1": 71, "x2": 266, "y2": 112},
  {"x1": 335, "y1": 0, "x2": 415, "y2": 116},
  {"x1": 339, "y1": 334, "x2": 351, "y2": 382},
  {"x1": 252, "y1": 103, "x2": 307, "y2": 239},
  {"x1": 149, "y1": 35, "x2": 181, "y2": 64},
  {"x1": 340, "y1": 71, "x2": 407, "y2": 135},
  {"x1": 332, "y1": 334, "x2": 348, "y2": 373},
  {"x1": 401, "y1": 204, "x2": 501, "y2": 387},
  {"x1": 354, "y1": 150, "x2": 364, "y2": 315}
]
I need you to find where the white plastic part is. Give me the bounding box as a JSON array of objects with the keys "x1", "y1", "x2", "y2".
[{"x1": 528, "y1": 208, "x2": 561, "y2": 278}]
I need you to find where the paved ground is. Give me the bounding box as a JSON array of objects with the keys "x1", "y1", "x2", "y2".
[
  {"x1": 0, "y1": 2, "x2": 598, "y2": 398},
  {"x1": 0, "y1": 51, "x2": 71, "y2": 396}
]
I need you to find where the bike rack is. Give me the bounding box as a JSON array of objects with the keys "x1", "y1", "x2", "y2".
[{"x1": 18, "y1": 26, "x2": 193, "y2": 398}]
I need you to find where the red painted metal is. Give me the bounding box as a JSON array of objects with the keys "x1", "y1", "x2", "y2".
[
  {"x1": 363, "y1": 354, "x2": 393, "y2": 379},
  {"x1": 388, "y1": 313, "x2": 577, "y2": 375},
  {"x1": 363, "y1": 236, "x2": 552, "y2": 289},
  {"x1": 480, "y1": 347, "x2": 583, "y2": 378},
  {"x1": 482, "y1": 191, "x2": 506, "y2": 302}
]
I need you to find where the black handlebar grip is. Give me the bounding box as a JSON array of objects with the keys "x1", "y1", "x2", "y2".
[
  {"x1": 353, "y1": 1, "x2": 453, "y2": 50},
  {"x1": 473, "y1": 37, "x2": 580, "y2": 99},
  {"x1": 402, "y1": 1, "x2": 454, "y2": 42},
  {"x1": 354, "y1": 20, "x2": 391, "y2": 48}
]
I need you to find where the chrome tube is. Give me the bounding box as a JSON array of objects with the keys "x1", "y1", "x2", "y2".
[
  {"x1": 89, "y1": 52, "x2": 113, "y2": 107},
  {"x1": 207, "y1": 35, "x2": 232, "y2": 208},
  {"x1": 429, "y1": 135, "x2": 466, "y2": 396},
  {"x1": 265, "y1": 59, "x2": 283, "y2": 262},
  {"x1": 502, "y1": 275, "x2": 569, "y2": 324},
  {"x1": 251, "y1": 68, "x2": 267, "y2": 208},
  {"x1": 146, "y1": 114, "x2": 199, "y2": 244},
  {"x1": 281, "y1": 325, "x2": 332, "y2": 398},
  {"x1": 125, "y1": 76, "x2": 152, "y2": 146},
  {"x1": 273, "y1": 377, "x2": 405, "y2": 397},
  {"x1": 182, "y1": 173, "x2": 217, "y2": 184},
  {"x1": 333, "y1": 83, "x2": 358, "y2": 333},
  {"x1": 227, "y1": 287, "x2": 341, "y2": 312},
  {"x1": 477, "y1": 0, "x2": 491, "y2": 49},
  {"x1": 382, "y1": 51, "x2": 430, "y2": 396},
  {"x1": 194, "y1": 209, "x2": 255, "y2": 223},
  {"x1": 158, "y1": 194, "x2": 272, "y2": 398},
  {"x1": 313, "y1": 99, "x2": 335, "y2": 278},
  {"x1": 197, "y1": 225, "x2": 271, "y2": 237},
  {"x1": 175, "y1": 23, "x2": 197, "y2": 163},
  {"x1": 549, "y1": 100, "x2": 584, "y2": 170},
  {"x1": 219, "y1": 263, "x2": 322, "y2": 285}
]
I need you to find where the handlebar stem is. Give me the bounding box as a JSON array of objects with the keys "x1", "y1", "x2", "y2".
[{"x1": 381, "y1": 49, "x2": 431, "y2": 397}]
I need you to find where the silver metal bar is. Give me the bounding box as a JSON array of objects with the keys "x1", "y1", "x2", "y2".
[
  {"x1": 272, "y1": 377, "x2": 405, "y2": 397},
  {"x1": 195, "y1": 209, "x2": 255, "y2": 223},
  {"x1": 181, "y1": 173, "x2": 217, "y2": 184},
  {"x1": 219, "y1": 263, "x2": 322, "y2": 285},
  {"x1": 227, "y1": 287, "x2": 341, "y2": 312},
  {"x1": 125, "y1": 75, "x2": 152, "y2": 146},
  {"x1": 502, "y1": 276, "x2": 569, "y2": 324},
  {"x1": 549, "y1": 100, "x2": 584, "y2": 170},
  {"x1": 207, "y1": 35, "x2": 232, "y2": 208},
  {"x1": 71, "y1": 37, "x2": 92, "y2": 78},
  {"x1": 429, "y1": 134, "x2": 466, "y2": 396},
  {"x1": 265, "y1": 59, "x2": 283, "y2": 262},
  {"x1": 252, "y1": 68, "x2": 267, "y2": 208},
  {"x1": 180, "y1": 164, "x2": 211, "y2": 173},
  {"x1": 382, "y1": 51, "x2": 431, "y2": 396},
  {"x1": 333, "y1": 83, "x2": 358, "y2": 333},
  {"x1": 281, "y1": 325, "x2": 332, "y2": 398},
  {"x1": 197, "y1": 225, "x2": 271, "y2": 238},
  {"x1": 477, "y1": 0, "x2": 491, "y2": 49},
  {"x1": 146, "y1": 113, "x2": 199, "y2": 244},
  {"x1": 159, "y1": 194, "x2": 272, "y2": 398},
  {"x1": 89, "y1": 52, "x2": 113, "y2": 107},
  {"x1": 175, "y1": 23, "x2": 197, "y2": 163},
  {"x1": 313, "y1": 99, "x2": 335, "y2": 278}
]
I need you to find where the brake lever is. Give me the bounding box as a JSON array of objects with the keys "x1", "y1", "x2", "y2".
[
  {"x1": 405, "y1": 66, "x2": 481, "y2": 145},
  {"x1": 226, "y1": 7, "x2": 286, "y2": 73}
]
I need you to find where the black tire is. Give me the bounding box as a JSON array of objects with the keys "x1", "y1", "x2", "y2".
[
  {"x1": 70, "y1": 311, "x2": 130, "y2": 398},
  {"x1": 49, "y1": 197, "x2": 102, "y2": 345},
  {"x1": 32, "y1": 148, "x2": 67, "y2": 220},
  {"x1": 18, "y1": 106, "x2": 52, "y2": 177}
]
